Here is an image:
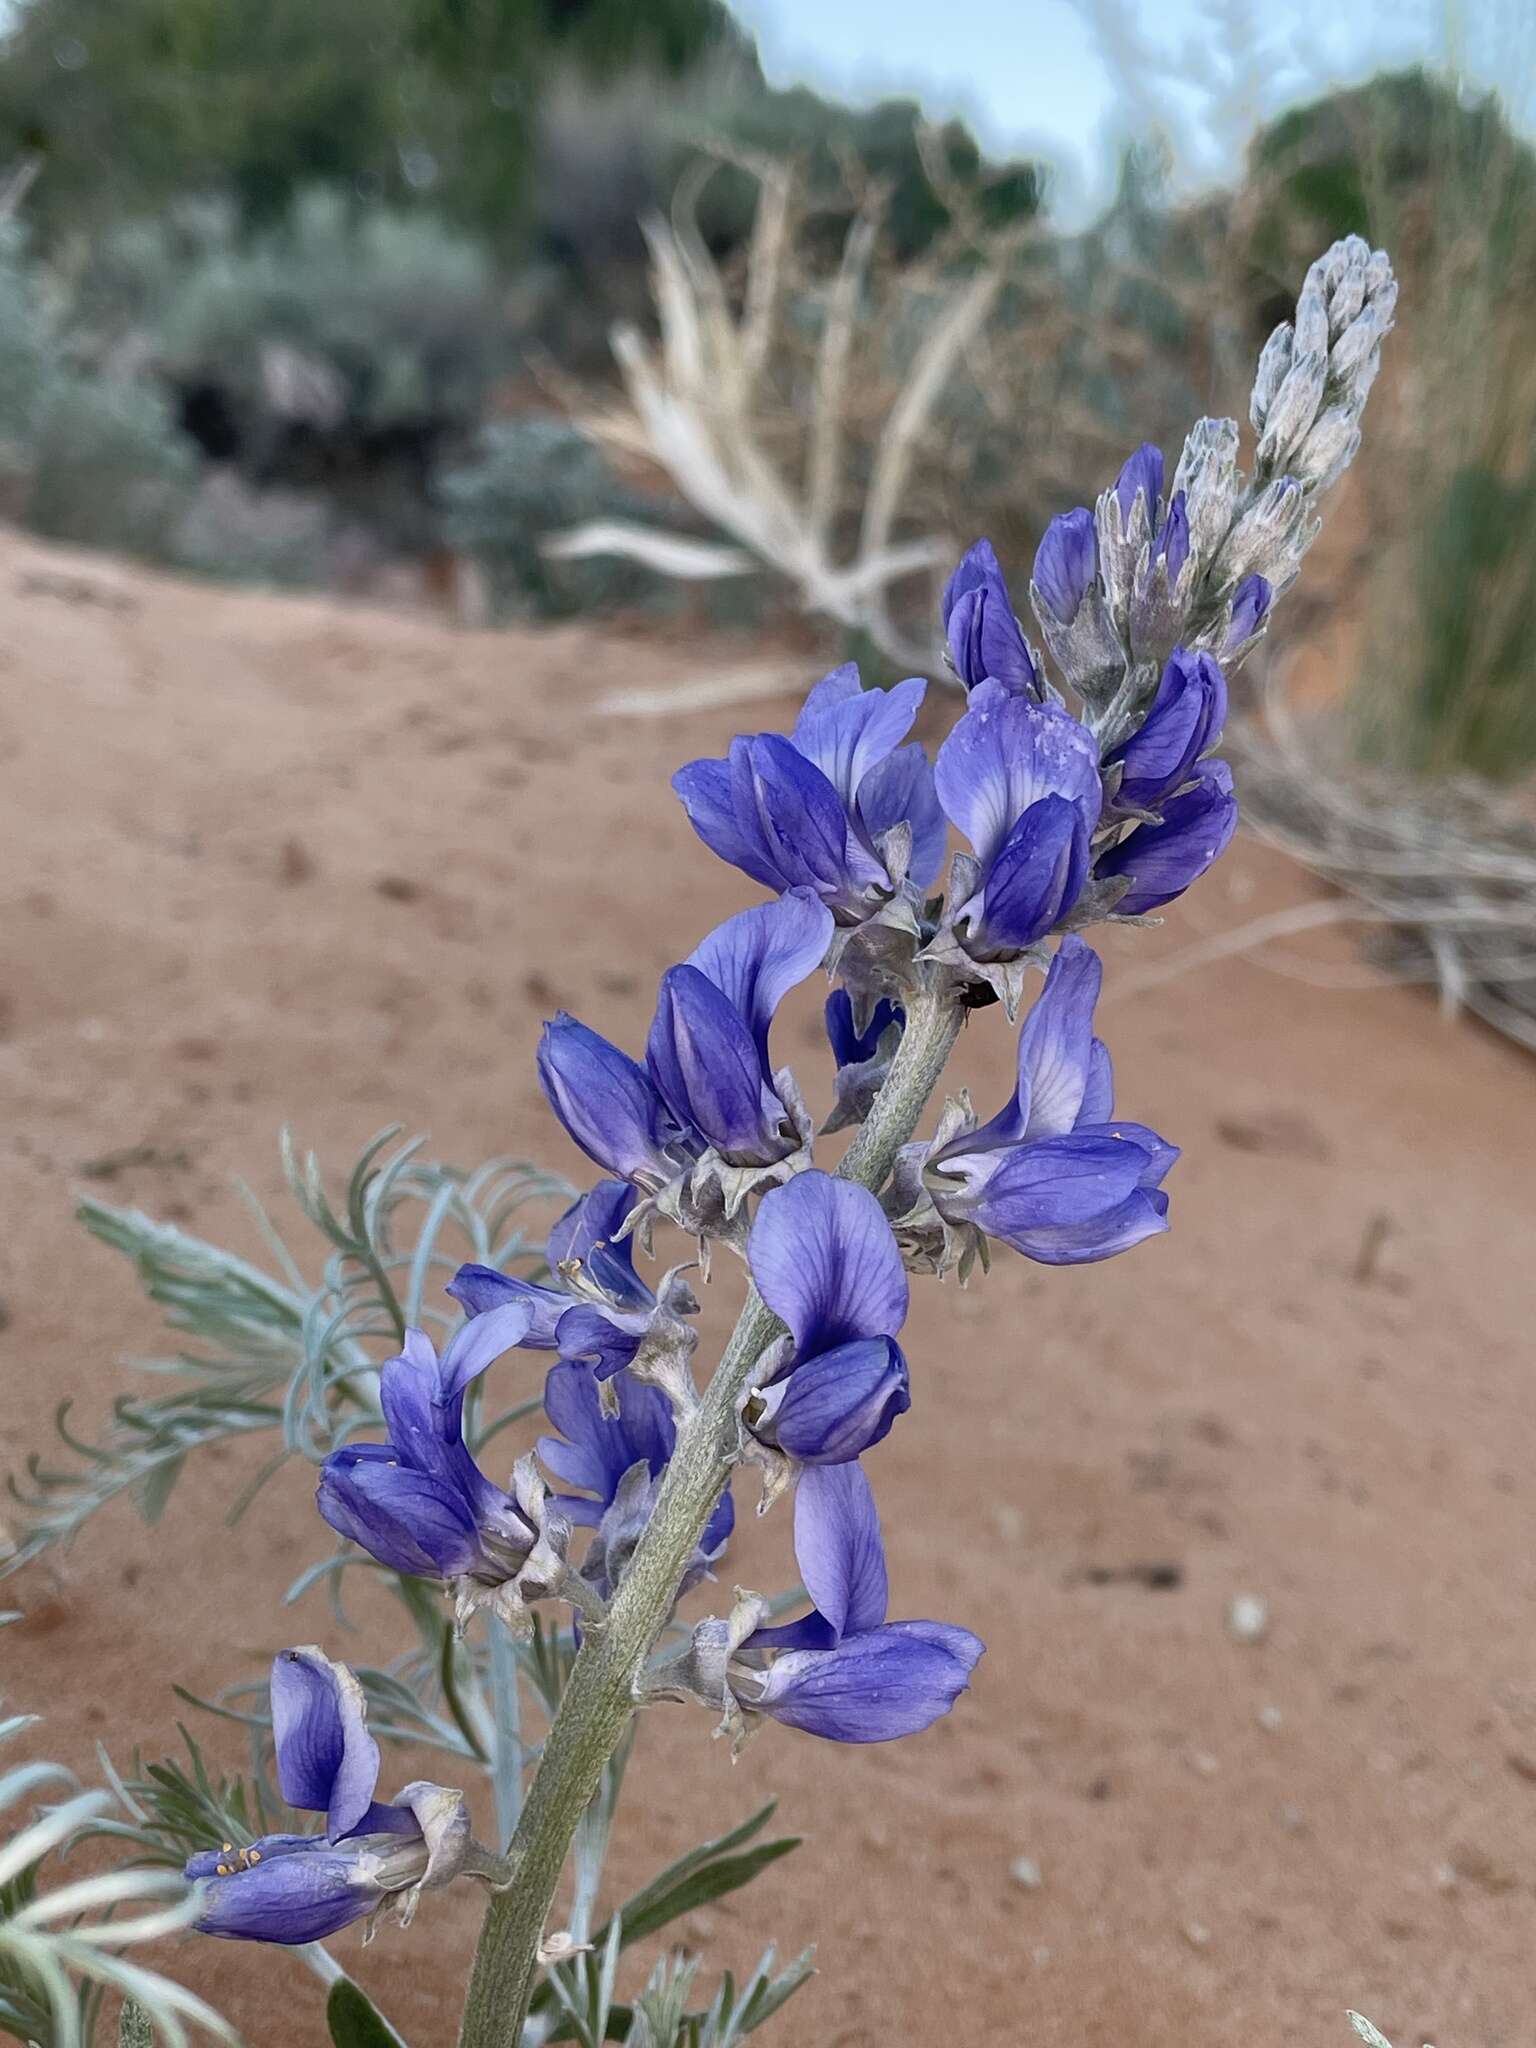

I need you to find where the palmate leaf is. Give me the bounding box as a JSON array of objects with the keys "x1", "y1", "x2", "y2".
[{"x1": 4, "y1": 1135, "x2": 573, "y2": 1571}]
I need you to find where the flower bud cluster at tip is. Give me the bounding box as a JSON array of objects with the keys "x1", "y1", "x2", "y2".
[{"x1": 1024, "y1": 235, "x2": 1395, "y2": 744}]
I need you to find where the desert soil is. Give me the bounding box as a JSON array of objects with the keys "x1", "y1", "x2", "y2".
[{"x1": 1, "y1": 530, "x2": 1533, "y2": 2048}]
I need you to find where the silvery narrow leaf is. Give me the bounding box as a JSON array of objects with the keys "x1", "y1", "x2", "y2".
[
  {"x1": 0, "y1": 1717, "x2": 236, "y2": 2047},
  {"x1": 1347, "y1": 2017, "x2": 1394, "y2": 2048}
]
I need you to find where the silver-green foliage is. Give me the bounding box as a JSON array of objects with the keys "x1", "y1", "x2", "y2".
[
  {"x1": 0, "y1": 226, "x2": 194, "y2": 556},
  {"x1": 0, "y1": 226, "x2": 57, "y2": 479},
  {"x1": 0, "y1": 1706, "x2": 233, "y2": 2048},
  {"x1": 3, "y1": 1130, "x2": 569, "y2": 1574},
  {"x1": 440, "y1": 418, "x2": 678, "y2": 623},
  {"x1": 148, "y1": 192, "x2": 502, "y2": 434}
]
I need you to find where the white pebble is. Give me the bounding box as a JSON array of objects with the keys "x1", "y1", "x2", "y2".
[
  {"x1": 1009, "y1": 1856, "x2": 1043, "y2": 1890},
  {"x1": 1229, "y1": 1594, "x2": 1269, "y2": 1642}
]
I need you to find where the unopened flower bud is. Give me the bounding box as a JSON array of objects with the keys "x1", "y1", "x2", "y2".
[
  {"x1": 1257, "y1": 349, "x2": 1327, "y2": 473},
  {"x1": 1249, "y1": 323, "x2": 1293, "y2": 433}
]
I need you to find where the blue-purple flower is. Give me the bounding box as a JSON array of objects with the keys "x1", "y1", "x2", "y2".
[
  {"x1": 826, "y1": 989, "x2": 902, "y2": 1071},
  {"x1": 538, "y1": 891, "x2": 833, "y2": 1196},
  {"x1": 449, "y1": 1179, "x2": 684, "y2": 1381},
  {"x1": 1096, "y1": 759, "x2": 1238, "y2": 914},
  {"x1": 1104, "y1": 647, "x2": 1228, "y2": 813},
  {"x1": 1115, "y1": 442, "x2": 1164, "y2": 525},
  {"x1": 536, "y1": 1016, "x2": 688, "y2": 1192},
  {"x1": 1032, "y1": 508, "x2": 1098, "y2": 627},
  {"x1": 1096, "y1": 443, "x2": 1174, "y2": 655},
  {"x1": 921, "y1": 936, "x2": 1177, "y2": 1265},
  {"x1": 941, "y1": 540, "x2": 1039, "y2": 695},
  {"x1": 538, "y1": 1358, "x2": 733, "y2": 1597},
  {"x1": 744, "y1": 1171, "x2": 911, "y2": 1466},
  {"x1": 186, "y1": 1648, "x2": 476, "y2": 1942},
  {"x1": 647, "y1": 890, "x2": 832, "y2": 1168},
  {"x1": 672, "y1": 665, "x2": 945, "y2": 921},
  {"x1": 1156, "y1": 490, "x2": 1191, "y2": 585},
  {"x1": 316, "y1": 1306, "x2": 537, "y2": 1595},
  {"x1": 823, "y1": 988, "x2": 903, "y2": 1133},
  {"x1": 1224, "y1": 573, "x2": 1272, "y2": 652},
  {"x1": 732, "y1": 1463, "x2": 983, "y2": 1742},
  {"x1": 933, "y1": 679, "x2": 1102, "y2": 961}
]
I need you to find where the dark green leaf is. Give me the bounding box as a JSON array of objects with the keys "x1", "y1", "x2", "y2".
[
  {"x1": 135, "y1": 1452, "x2": 185, "y2": 1525},
  {"x1": 326, "y1": 1978, "x2": 403, "y2": 2048},
  {"x1": 611, "y1": 1839, "x2": 800, "y2": 1954}
]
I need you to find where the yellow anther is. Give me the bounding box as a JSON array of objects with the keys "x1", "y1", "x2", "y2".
[
  {"x1": 222, "y1": 1842, "x2": 233, "y2": 1852},
  {"x1": 215, "y1": 1864, "x2": 229, "y2": 1876},
  {"x1": 249, "y1": 1850, "x2": 261, "y2": 1864}
]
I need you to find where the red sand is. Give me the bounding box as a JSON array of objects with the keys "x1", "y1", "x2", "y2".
[{"x1": 3, "y1": 532, "x2": 1533, "y2": 2048}]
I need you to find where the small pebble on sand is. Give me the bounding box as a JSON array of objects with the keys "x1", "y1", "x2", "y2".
[{"x1": 1229, "y1": 1593, "x2": 1269, "y2": 1642}]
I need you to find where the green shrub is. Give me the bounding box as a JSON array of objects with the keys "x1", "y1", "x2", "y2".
[
  {"x1": 169, "y1": 471, "x2": 335, "y2": 589},
  {"x1": 439, "y1": 416, "x2": 680, "y2": 622},
  {"x1": 149, "y1": 189, "x2": 505, "y2": 432},
  {"x1": 0, "y1": 228, "x2": 57, "y2": 485},
  {"x1": 25, "y1": 375, "x2": 197, "y2": 558}
]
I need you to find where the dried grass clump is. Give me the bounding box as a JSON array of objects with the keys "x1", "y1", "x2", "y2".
[
  {"x1": 544, "y1": 144, "x2": 1034, "y2": 669},
  {"x1": 1230, "y1": 696, "x2": 1536, "y2": 1051},
  {"x1": 543, "y1": 136, "x2": 1240, "y2": 673}
]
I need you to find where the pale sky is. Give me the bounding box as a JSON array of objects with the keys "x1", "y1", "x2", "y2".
[{"x1": 732, "y1": 0, "x2": 1532, "y2": 219}]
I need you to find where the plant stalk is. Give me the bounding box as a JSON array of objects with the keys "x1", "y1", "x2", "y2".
[{"x1": 455, "y1": 982, "x2": 963, "y2": 2048}]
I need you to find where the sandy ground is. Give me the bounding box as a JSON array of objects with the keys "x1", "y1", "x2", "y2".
[{"x1": 2, "y1": 530, "x2": 1534, "y2": 2048}]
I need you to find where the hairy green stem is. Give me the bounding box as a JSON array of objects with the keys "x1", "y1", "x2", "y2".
[{"x1": 455, "y1": 983, "x2": 964, "y2": 2048}]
